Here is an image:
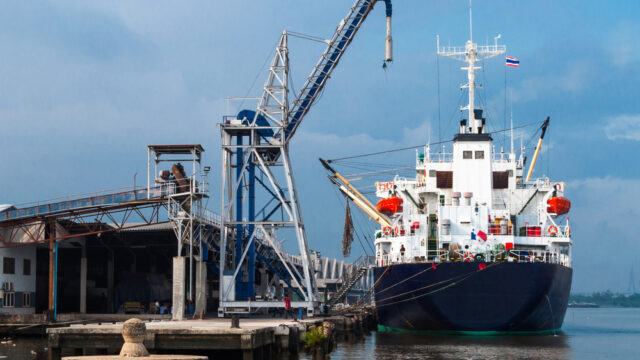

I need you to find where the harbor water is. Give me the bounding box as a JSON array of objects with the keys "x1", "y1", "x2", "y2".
[
  {"x1": 2, "y1": 308, "x2": 639, "y2": 359},
  {"x1": 307, "y1": 308, "x2": 640, "y2": 360}
]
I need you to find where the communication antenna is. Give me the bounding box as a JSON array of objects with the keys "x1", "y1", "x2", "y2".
[
  {"x1": 469, "y1": 0, "x2": 473, "y2": 42},
  {"x1": 437, "y1": 0, "x2": 506, "y2": 134}
]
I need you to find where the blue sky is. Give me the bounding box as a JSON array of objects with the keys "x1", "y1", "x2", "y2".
[{"x1": 1, "y1": 0, "x2": 639, "y2": 293}]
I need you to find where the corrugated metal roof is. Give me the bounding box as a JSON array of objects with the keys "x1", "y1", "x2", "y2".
[
  {"x1": 0, "y1": 204, "x2": 16, "y2": 212},
  {"x1": 117, "y1": 222, "x2": 174, "y2": 232}
]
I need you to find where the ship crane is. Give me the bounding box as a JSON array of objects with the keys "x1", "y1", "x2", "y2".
[
  {"x1": 525, "y1": 117, "x2": 550, "y2": 182},
  {"x1": 219, "y1": 0, "x2": 393, "y2": 317}
]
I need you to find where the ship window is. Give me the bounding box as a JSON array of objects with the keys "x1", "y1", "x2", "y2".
[
  {"x1": 428, "y1": 170, "x2": 436, "y2": 177},
  {"x1": 439, "y1": 195, "x2": 445, "y2": 206},
  {"x1": 508, "y1": 170, "x2": 513, "y2": 177},
  {"x1": 475, "y1": 151, "x2": 484, "y2": 159},
  {"x1": 3, "y1": 257, "x2": 15, "y2": 274},
  {"x1": 463, "y1": 151, "x2": 472, "y2": 159},
  {"x1": 493, "y1": 171, "x2": 509, "y2": 189},
  {"x1": 436, "y1": 171, "x2": 453, "y2": 189}
]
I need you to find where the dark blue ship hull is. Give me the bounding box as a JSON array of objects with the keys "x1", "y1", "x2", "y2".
[{"x1": 373, "y1": 262, "x2": 572, "y2": 332}]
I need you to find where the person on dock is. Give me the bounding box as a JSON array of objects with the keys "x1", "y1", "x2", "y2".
[{"x1": 284, "y1": 296, "x2": 292, "y2": 319}]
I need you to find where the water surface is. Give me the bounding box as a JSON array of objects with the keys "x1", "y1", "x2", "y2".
[
  {"x1": 322, "y1": 308, "x2": 640, "y2": 360},
  {"x1": 3, "y1": 308, "x2": 639, "y2": 359}
]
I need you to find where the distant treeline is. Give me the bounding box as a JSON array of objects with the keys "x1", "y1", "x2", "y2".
[{"x1": 570, "y1": 291, "x2": 640, "y2": 307}]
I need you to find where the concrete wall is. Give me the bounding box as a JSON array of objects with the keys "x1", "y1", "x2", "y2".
[{"x1": 0, "y1": 245, "x2": 36, "y2": 314}]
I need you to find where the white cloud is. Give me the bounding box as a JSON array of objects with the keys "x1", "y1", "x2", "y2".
[
  {"x1": 517, "y1": 62, "x2": 591, "y2": 103},
  {"x1": 606, "y1": 21, "x2": 640, "y2": 67},
  {"x1": 604, "y1": 114, "x2": 640, "y2": 141},
  {"x1": 486, "y1": 62, "x2": 592, "y2": 111},
  {"x1": 293, "y1": 122, "x2": 429, "y2": 161}
]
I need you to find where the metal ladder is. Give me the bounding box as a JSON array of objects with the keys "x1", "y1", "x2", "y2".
[{"x1": 327, "y1": 266, "x2": 368, "y2": 306}]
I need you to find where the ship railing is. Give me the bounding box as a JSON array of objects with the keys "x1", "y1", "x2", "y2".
[
  {"x1": 492, "y1": 152, "x2": 516, "y2": 163},
  {"x1": 516, "y1": 177, "x2": 555, "y2": 190},
  {"x1": 376, "y1": 249, "x2": 571, "y2": 267},
  {"x1": 517, "y1": 225, "x2": 571, "y2": 238},
  {"x1": 417, "y1": 152, "x2": 454, "y2": 164},
  {"x1": 352, "y1": 254, "x2": 375, "y2": 268}
]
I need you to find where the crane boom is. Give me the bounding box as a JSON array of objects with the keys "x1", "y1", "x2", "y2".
[
  {"x1": 283, "y1": 0, "x2": 392, "y2": 143},
  {"x1": 525, "y1": 117, "x2": 550, "y2": 182}
]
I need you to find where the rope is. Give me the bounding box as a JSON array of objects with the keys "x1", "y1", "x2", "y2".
[
  {"x1": 343, "y1": 165, "x2": 415, "y2": 178},
  {"x1": 327, "y1": 122, "x2": 540, "y2": 163},
  {"x1": 287, "y1": 31, "x2": 326, "y2": 44},
  {"x1": 374, "y1": 262, "x2": 503, "y2": 305},
  {"x1": 376, "y1": 279, "x2": 461, "y2": 308},
  {"x1": 374, "y1": 265, "x2": 434, "y2": 296},
  {"x1": 329, "y1": 139, "x2": 454, "y2": 162}
]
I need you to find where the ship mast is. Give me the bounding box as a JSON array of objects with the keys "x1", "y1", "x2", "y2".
[{"x1": 437, "y1": 1, "x2": 505, "y2": 134}]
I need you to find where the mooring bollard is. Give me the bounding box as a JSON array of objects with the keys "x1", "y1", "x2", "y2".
[
  {"x1": 120, "y1": 318, "x2": 150, "y2": 357},
  {"x1": 231, "y1": 314, "x2": 240, "y2": 328}
]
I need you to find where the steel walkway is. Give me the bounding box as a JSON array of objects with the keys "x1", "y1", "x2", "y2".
[{"x1": 0, "y1": 185, "x2": 175, "y2": 224}]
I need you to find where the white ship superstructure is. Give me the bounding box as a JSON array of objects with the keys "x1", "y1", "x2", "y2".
[{"x1": 373, "y1": 32, "x2": 572, "y2": 269}]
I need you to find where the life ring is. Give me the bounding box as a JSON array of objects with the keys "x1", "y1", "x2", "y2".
[
  {"x1": 463, "y1": 252, "x2": 474, "y2": 262},
  {"x1": 394, "y1": 226, "x2": 399, "y2": 236},
  {"x1": 554, "y1": 182, "x2": 562, "y2": 191},
  {"x1": 382, "y1": 226, "x2": 392, "y2": 236},
  {"x1": 547, "y1": 225, "x2": 558, "y2": 236}
]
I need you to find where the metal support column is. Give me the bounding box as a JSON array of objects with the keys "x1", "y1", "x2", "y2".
[{"x1": 218, "y1": 31, "x2": 318, "y2": 316}]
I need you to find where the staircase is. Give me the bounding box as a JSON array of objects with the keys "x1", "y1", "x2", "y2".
[
  {"x1": 327, "y1": 266, "x2": 368, "y2": 306},
  {"x1": 255, "y1": 240, "x2": 305, "y2": 299}
]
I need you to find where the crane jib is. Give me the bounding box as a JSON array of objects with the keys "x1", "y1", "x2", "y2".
[{"x1": 284, "y1": 0, "x2": 392, "y2": 142}]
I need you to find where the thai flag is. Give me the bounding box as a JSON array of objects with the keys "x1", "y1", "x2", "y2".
[{"x1": 506, "y1": 56, "x2": 519, "y2": 67}]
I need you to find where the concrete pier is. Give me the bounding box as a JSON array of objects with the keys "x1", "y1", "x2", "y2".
[
  {"x1": 172, "y1": 257, "x2": 186, "y2": 321},
  {"x1": 47, "y1": 310, "x2": 377, "y2": 360},
  {"x1": 194, "y1": 261, "x2": 207, "y2": 316}
]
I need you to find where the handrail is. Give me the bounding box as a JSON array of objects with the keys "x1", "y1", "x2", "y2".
[
  {"x1": 1, "y1": 183, "x2": 177, "y2": 222},
  {"x1": 377, "y1": 248, "x2": 571, "y2": 267}
]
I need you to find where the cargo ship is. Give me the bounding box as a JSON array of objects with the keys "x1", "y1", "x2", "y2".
[{"x1": 367, "y1": 26, "x2": 573, "y2": 332}]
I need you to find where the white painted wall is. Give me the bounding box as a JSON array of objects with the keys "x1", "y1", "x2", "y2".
[
  {"x1": 0, "y1": 245, "x2": 36, "y2": 292},
  {"x1": 452, "y1": 140, "x2": 493, "y2": 206},
  {"x1": 1, "y1": 244, "x2": 37, "y2": 314}
]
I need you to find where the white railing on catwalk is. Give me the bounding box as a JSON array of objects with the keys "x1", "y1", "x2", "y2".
[{"x1": 377, "y1": 249, "x2": 571, "y2": 268}]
